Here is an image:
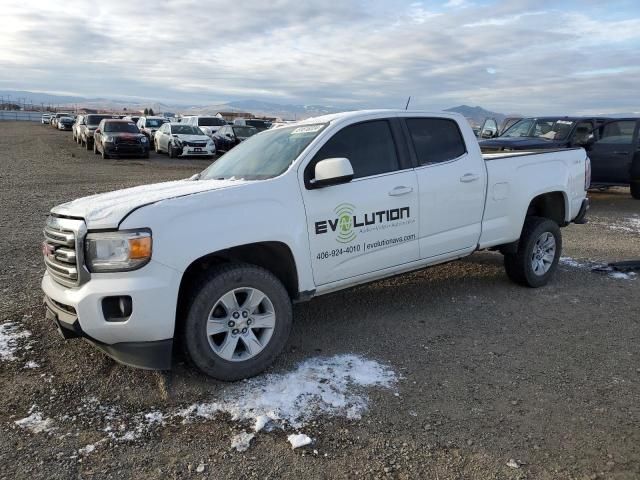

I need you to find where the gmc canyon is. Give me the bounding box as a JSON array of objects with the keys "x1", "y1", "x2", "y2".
[{"x1": 42, "y1": 110, "x2": 590, "y2": 380}]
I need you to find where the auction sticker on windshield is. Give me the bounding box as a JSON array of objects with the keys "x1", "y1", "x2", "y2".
[{"x1": 291, "y1": 125, "x2": 325, "y2": 135}]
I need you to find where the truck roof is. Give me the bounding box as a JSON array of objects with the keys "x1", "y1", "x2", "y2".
[{"x1": 298, "y1": 109, "x2": 465, "y2": 126}]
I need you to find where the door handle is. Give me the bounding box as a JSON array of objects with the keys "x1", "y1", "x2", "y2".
[
  {"x1": 460, "y1": 173, "x2": 480, "y2": 183},
  {"x1": 388, "y1": 186, "x2": 413, "y2": 196}
]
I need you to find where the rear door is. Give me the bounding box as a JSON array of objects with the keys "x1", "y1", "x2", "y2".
[
  {"x1": 403, "y1": 117, "x2": 486, "y2": 259},
  {"x1": 587, "y1": 120, "x2": 638, "y2": 184},
  {"x1": 301, "y1": 118, "x2": 419, "y2": 286}
]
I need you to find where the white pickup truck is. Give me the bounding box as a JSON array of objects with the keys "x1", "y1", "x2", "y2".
[{"x1": 42, "y1": 110, "x2": 590, "y2": 380}]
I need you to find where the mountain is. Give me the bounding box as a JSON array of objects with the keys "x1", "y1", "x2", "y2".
[
  {"x1": 445, "y1": 105, "x2": 508, "y2": 126},
  {"x1": 183, "y1": 100, "x2": 347, "y2": 120}
]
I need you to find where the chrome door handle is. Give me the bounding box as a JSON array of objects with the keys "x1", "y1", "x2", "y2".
[
  {"x1": 388, "y1": 186, "x2": 414, "y2": 196},
  {"x1": 460, "y1": 173, "x2": 480, "y2": 183}
]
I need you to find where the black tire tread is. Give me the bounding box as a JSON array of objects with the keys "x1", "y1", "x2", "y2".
[
  {"x1": 504, "y1": 216, "x2": 561, "y2": 288},
  {"x1": 181, "y1": 262, "x2": 292, "y2": 381}
]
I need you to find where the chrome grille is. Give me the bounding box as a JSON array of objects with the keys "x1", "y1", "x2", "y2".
[{"x1": 43, "y1": 216, "x2": 88, "y2": 287}]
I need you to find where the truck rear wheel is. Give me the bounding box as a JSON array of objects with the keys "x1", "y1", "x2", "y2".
[
  {"x1": 182, "y1": 263, "x2": 292, "y2": 381},
  {"x1": 631, "y1": 182, "x2": 640, "y2": 200},
  {"x1": 504, "y1": 216, "x2": 561, "y2": 288}
]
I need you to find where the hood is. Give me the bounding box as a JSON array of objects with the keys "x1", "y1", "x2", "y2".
[
  {"x1": 51, "y1": 178, "x2": 248, "y2": 229},
  {"x1": 108, "y1": 132, "x2": 145, "y2": 139},
  {"x1": 479, "y1": 136, "x2": 564, "y2": 150},
  {"x1": 174, "y1": 134, "x2": 209, "y2": 142}
]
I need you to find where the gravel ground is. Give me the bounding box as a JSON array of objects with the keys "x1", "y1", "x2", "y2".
[{"x1": 0, "y1": 121, "x2": 639, "y2": 479}]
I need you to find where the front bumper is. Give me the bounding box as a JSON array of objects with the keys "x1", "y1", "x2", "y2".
[
  {"x1": 104, "y1": 142, "x2": 149, "y2": 157},
  {"x1": 178, "y1": 145, "x2": 216, "y2": 157},
  {"x1": 41, "y1": 260, "x2": 181, "y2": 370}
]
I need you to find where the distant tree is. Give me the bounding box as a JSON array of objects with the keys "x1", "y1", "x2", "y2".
[
  {"x1": 144, "y1": 108, "x2": 149, "y2": 115},
  {"x1": 148, "y1": 108, "x2": 155, "y2": 115},
  {"x1": 123, "y1": 107, "x2": 127, "y2": 112}
]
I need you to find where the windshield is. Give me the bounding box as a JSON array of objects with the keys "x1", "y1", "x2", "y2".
[
  {"x1": 198, "y1": 117, "x2": 226, "y2": 127},
  {"x1": 146, "y1": 118, "x2": 166, "y2": 128},
  {"x1": 56, "y1": 113, "x2": 71, "y2": 118},
  {"x1": 86, "y1": 115, "x2": 113, "y2": 126},
  {"x1": 201, "y1": 123, "x2": 327, "y2": 180},
  {"x1": 172, "y1": 125, "x2": 204, "y2": 135},
  {"x1": 233, "y1": 126, "x2": 258, "y2": 138},
  {"x1": 104, "y1": 122, "x2": 139, "y2": 133},
  {"x1": 501, "y1": 118, "x2": 575, "y2": 140}
]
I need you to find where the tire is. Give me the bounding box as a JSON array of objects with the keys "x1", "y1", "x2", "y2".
[
  {"x1": 154, "y1": 140, "x2": 160, "y2": 153},
  {"x1": 93, "y1": 142, "x2": 99, "y2": 155},
  {"x1": 143, "y1": 151, "x2": 150, "y2": 159},
  {"x1": 631, "y1": 182, "x2": 640, "y2": 200},
  {"x1": 101, "y1": 146, "x2": 108, "y2": 159},
  {"x1": 182, "y1": 263, "x2": 292, "y2": 381},
  {"x1": 168, "y1": 143, "x2": 175, "y2": 158},
  {"x1": 504, "y1": 216, "x2": 561, "y2": 288}
]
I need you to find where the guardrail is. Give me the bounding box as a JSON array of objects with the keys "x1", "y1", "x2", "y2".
[{"x1": 0, "y1": 111, "x2": 48, "y2": 122}]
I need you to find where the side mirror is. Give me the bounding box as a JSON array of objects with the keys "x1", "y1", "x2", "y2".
[
  {"x1": 311, "y1": 158, "x2": 354, "y2": 188},
  {"x1": 225, "y1": 133, "x2": 232, "y2": 138},
  {"x1": 95, "y1": 129, "x2": 101, "y2": 134},
  {"x1": 481, "y1": 130, "x2": 495, "y2": 139}
]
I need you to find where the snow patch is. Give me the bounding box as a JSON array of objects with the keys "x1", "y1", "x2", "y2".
[
  {"x1": 287, "y1": 433, "x2": 312, "y2": 449},
  {"x1": 24, "y1": 360, "x2": 40, "y2": 369},
  {"x1": 604, "y1": 216, "x2": 640, "y2": 234},
  {"x1": 0, "y1": 322, "x2": 31, "y2": 361},
  {"x1": 178, "y1": 354, "x2": 396, "y2": 429},
  {"x1": 15, "y1": 406, "x2": 55, "y2": 434},
  {"x1": 231, "y1": 432, "x2": 255, "y2": 452},
  {"x1": 560, "y1": 257, "x2": 636, "y2": 280}
]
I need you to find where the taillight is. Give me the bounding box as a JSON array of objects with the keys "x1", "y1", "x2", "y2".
[{"x1": 584, "y1": 156, "x2": 591, "y2": 190}]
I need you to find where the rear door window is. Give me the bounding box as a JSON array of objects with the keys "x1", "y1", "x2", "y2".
[
  {"x1": 405, "y1": 118, "x2": 466, "y2": 165},
  {"x1": 312, "y1": 120, "x2": 399, "y2": 179},
  {"x1": 596, "y1": 121, "x2": 636, "y2": 145}
]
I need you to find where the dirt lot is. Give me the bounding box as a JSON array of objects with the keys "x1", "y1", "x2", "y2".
[{"x1": 0, "y1": 121, "x2": 639, "y2": 479}]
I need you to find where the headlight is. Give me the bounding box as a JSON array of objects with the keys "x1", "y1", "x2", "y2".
[
  {"x1": 104, "y1": 135, "x2": 114, "y2": 143},
  {"x1": 140, "y1": 136, "x2": 148, "y2": 143},
  {"x1": 85, "y1": 230, "x2": 152, "y2": 272}
]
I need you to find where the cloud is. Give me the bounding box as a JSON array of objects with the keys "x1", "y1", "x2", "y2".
[{"x1": 0, "y1": 0, "x2": 638, "y2": 114}]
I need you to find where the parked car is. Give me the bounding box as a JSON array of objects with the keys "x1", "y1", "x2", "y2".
[
  {"x1": 41, "y1": 110, "x2": 589, "y2": 380},
  {"x1": 41, "y1": 113, "x2": 52, "y2": 124},
  {"x1": 57, "y1": 116, "x2": 75, "y2": 131},
  {"x1": 479, "y1": 117, "x2": 604, "y2": 152},
  {"x1": 136, "y1": 116, "x2": 168, "y2": 143},
  {"x1": 233, "y1": 118, "x2": 272, "y2": 132},
  {"x1": 50, "y1": 113, "x2": 73, "y2": 128},
  {"x1": 583, "y1": 118, "x2": 640, "y2": 199},
  {"x1": 153, "y1": 123, "x2": 216, "y2": 158},
  {"x1": 212, "y1": 124, "x2": 258, "y2": 152},
  {"x1": 181, "y1": 116, "x2": 227, "y2": 137},
  {"x1": 123, "y1": 115, "x2": 140, "y2": 124},
  {"x1": 93, "y1": 119, "x2": 149, "y2": 159},
  {"x1": 78, "y1": 114, "x2": 121, "y2": 149},
  {"x1": 72, "y1": 115, "x2": 85, "y2": 142}
]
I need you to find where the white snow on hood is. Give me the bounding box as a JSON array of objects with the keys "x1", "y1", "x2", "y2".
[{"x1": 51, "y1": 178, "x2": 246, "y2": 229}]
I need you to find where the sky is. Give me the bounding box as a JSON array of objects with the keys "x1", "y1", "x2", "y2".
[{"x1": 0, "y1": 0, "x2": 639, "y2": 114}]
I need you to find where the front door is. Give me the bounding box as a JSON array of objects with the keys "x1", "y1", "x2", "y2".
[
  {"x1": 588, "y1": 120, "x2": 638, "y2": 184},
  {"x1": 301, "y1": 119, "x2": 420, "y2": 286}
]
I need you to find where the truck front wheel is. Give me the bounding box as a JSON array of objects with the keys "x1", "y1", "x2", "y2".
[
  {"x1": 504, "y1": 216, "x2": 561, "y2": 288},
  {"x1": 182, "y1": 263, "x2": 292, "y2": 381}
]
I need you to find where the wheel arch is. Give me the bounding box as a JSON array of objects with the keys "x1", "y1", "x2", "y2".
[
  {"x1": 525, "y1": 190, "x2": 568, "y2": 226},
  {"x1": 175, "y1": 241, "x2": 300, "y2": 332}
]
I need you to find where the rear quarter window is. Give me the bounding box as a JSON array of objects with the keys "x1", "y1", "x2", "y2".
[{"x1": 406, "y1": 118, "x2": 466, "y2": 165}]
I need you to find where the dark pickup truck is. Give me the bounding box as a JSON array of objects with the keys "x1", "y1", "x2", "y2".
[
  {"x1": 583, "y1": 118, "x2": 640, "y2": 199},
  {"x1": 479, "y1": 117, "x2": 604, "y2": 152}
]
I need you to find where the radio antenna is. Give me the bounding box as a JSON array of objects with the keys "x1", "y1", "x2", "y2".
[{"x1": 405, "y1": 96, "x2": 411, "y2": 110}]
